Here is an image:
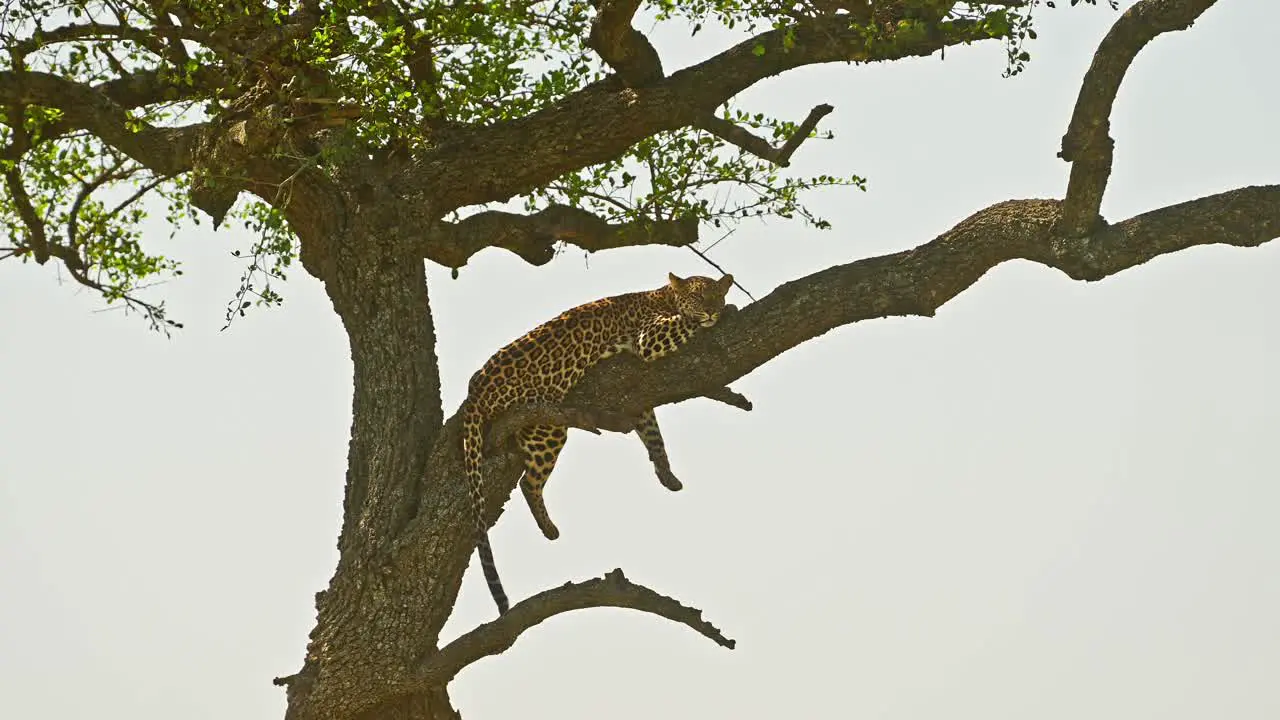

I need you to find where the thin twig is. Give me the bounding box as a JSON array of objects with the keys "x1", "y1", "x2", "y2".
[{"x1": 686, "y1": 243, "x2": 756, "y2": 301}]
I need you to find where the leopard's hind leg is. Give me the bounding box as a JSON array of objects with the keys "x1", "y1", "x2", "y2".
[{"x1": 519, "y1": 424, "x2": 569, "y2": 540}]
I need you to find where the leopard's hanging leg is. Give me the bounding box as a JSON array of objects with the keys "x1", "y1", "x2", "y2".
[
  {"x1": 634, "y1": 408, "x2": 682, "y2": 491},
  {"x1": 519, "y1": 424, "x2": 569, "y2": 540}
]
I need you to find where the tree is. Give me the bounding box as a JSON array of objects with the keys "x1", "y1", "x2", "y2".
[{"x1": 2, "y1": 0, "x2": 1275, "y2": 719}]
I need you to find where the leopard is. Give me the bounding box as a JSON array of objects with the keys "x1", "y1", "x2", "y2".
[{"x1": 460, "y1": 272, "x2": 735, "y2": 615}]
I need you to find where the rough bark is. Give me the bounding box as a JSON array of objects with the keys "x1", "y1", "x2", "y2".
[{"x1": 1058, "y1": 0, "x2": 1219, "y2": 236}]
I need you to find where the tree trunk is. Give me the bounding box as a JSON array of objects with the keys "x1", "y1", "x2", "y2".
[
  {"x1": 353, "y1": 689, "x2": 461, "y2": 720},
  {"x1": 282, "y1": 210, "x2": 468, "y2": 720}
]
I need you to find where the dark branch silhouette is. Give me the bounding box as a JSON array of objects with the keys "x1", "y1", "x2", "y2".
[
  {"x1": 696, "y1": 103, "x2": 835, "y2": 167},
  {"x1": 425, "y1": 206, "x2": 700, "y2": 270},
  {"x1": 417, "y1": 568, "x2": 734, "y2": 687}
]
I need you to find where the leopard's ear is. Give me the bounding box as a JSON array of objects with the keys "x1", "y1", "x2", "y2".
[
  {"x1": 668, "y1": 273, "x2": 686, "y2": 289},
  {"x1": 716, "y1": 274, "x2": 734, "y2": 296}
]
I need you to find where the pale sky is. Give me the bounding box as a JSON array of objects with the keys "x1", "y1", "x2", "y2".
[{"x1": 3, "y1": 3, "x2": 1279, "y2": 719}]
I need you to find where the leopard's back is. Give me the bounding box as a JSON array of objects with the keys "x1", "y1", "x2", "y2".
[{"x1": 467, "y1": 291, "x2": 662, "y2": 419}]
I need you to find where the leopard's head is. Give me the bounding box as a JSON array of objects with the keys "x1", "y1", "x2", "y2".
[{"x1": 667, "y1": 273, "x2": 734, "y2": 328}]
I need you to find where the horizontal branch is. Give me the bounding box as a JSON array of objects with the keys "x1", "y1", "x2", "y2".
[
  {"x1": 417, "y1": 568, "x2": 734, "y2": 686},
  {"x1": 91, "y1": 66, "x2": 226, "y2": 114},
  {"x1": 697, "y1": 103, "x2": 834, "y2": 167},
  {"x1": 1057, "y1": 0, "x2": 1220, "y2": 236},
  {"x1": 423, "y1": 204, "x2": 699, "y2": 269},
  {"x1": 566, "y1": 186, "x2": 1280, "y2": 417}
]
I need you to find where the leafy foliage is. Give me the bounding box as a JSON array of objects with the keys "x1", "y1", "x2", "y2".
[
  {"x1": 0, "y1": 0, "x2": 1081, "y2": 329},
  {"x1": 222, "y1": 198, "x2": 297, "y2": 329},
  {"x1": 0, "y1": 105, "x2": 185, "y2": 330},
  {"x1": 525, "y1": 111, "x2": 864, "y2": 231}
]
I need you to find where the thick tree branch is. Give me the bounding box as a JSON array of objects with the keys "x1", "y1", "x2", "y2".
[
  {"x1": 416, "y1": 568, "x2": 734, "y2": 687},
  {"x1": 1058, "y1": 0, "x2": 1219, "y2": 236},
  {"x1": 90, "y1": 66, "x2": 225, "y2": 113},
  {"x1": 423, "y1": 204, "x2": 699, "y2": 269},
  {"x1": 566, "y1": 186, "x2": 1280, "y2": 418},
  {"x1": 697, "y1": 103, "x2": 834, "y2": 167},
  {"x1": 0, "y1": 70, "x2": 204, "y2": 176},
  {"x1": 3, "y1": 67, "x2": 224, "y2": 151},
  {"x1": 587, "y1": 0, "x2": 664, "y2": 86},
  {"x1": 413, "y1": 14, "x2": 996, "y2": 212}
]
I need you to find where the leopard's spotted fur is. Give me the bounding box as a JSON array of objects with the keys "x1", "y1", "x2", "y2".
[{"x1": 462, "y1": 273, "x2": 734, "y2": 615}]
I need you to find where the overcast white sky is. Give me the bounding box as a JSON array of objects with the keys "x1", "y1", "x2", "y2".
[{"x1": 3, "y1": 2, "x2": 1279, "y2": 719}]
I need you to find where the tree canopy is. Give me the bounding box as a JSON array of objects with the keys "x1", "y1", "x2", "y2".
[{"x1": 2, "y1": 0, "x2": 983, "y2": 325}]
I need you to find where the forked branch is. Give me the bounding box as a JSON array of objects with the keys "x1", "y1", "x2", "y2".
[
  {"x1": 416, "y1": 568, "x2": 735, "y2": 687},
  {"x1": 697, "y1": 103, "x2": 835, "y2": 167},
  {"x1": 1057, "y1": 0, "x2": 1220, "y2": 236},
  {"x1": 587, "y1": 0, "x2": 664, "y2": 86}
]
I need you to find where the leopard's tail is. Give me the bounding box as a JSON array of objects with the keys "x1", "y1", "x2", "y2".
[{"x1": 462, "y1": 402, "x2": 510, "y2": 615}]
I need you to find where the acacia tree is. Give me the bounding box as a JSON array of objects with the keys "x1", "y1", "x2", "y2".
[{"x1": 2, "y1": 0, "x2": 1275, "y2": 718}]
